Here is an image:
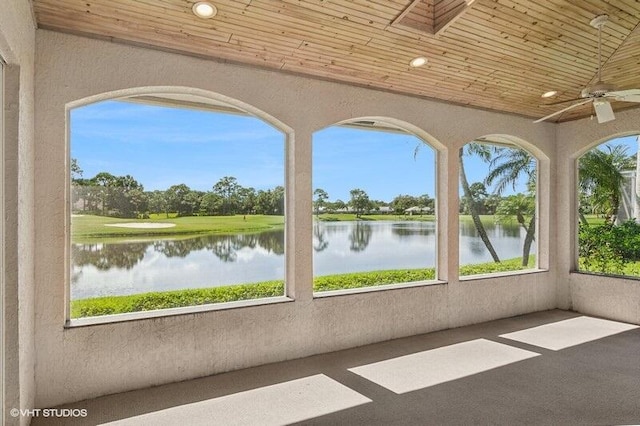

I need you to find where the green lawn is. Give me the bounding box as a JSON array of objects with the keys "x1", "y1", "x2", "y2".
[{"x1": 72, "y1": 214, "x2": 284, "y2": 242}]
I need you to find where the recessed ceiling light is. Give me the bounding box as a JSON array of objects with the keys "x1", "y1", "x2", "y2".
[
  {"x1": 409, "y1": 56, "x2": 428, "y2": 68},
  {"x1": 192, "y1": 2, "x2": 217, "y2": 19},
  {"x1": 541, "y1": 90, "x2": 558, "y2": 98}
]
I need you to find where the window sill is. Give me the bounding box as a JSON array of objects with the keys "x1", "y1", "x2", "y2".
[
  {"x1": 458, "y1": 268, "x2": 548, "y2": 282},
  {"x1": 313, "y1": 280, "x2": 447, "y2": 299},
  {"x1": 65, "y1": 296, "x2": 294, "y2": 328}
]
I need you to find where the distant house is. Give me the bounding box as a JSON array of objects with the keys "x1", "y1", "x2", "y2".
[
  {"x1": 405, "y1": 206, "x2": 433, "y2": 215},
  {"x1": 377, "y1": 206, "x2": 393, "y2": 214}
]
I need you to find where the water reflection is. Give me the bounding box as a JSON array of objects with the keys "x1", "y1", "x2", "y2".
[
  {"x1": 458, "y1": 219, "x2": 535, "y2": 263},
  {"x1": 313, "y1": 221, "x2": 437, "y2": 277},
  {"x1": 313, "y1": 223, "x2": 329, "y2": 253},
  {"x1": 391, "y1": 222, "x2": 436, "y2": 238},
  {"x1": 73, "y1": 231, "x2": 285, "y2": 271},
  {"x1": 72, "y1": 231, "x2": 286, "y2": 299},
  {"x1": 349, "y1": 222, "x2": 372, "y2": 252},
  {"x1": 72, "y1": 242, "x2": 148, "y2": 270},
  {"x1": 72, "y1": 220, "x2": 531, "y2": 299}
]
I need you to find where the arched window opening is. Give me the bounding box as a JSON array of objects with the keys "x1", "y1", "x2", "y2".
[
  {"x1": 459, "y1": 138, "x2": 538, "y2": 276},
  {"x1": 577, "y1": 134, "x2": 640, "y2": 278},
  {"x1": 312, "y1": 120, "x2": 438, "y2": 294},
  {"x1": 69, "y1": 93, "x2": 286, "y2": 319}
]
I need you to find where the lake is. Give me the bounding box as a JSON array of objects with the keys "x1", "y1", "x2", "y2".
[{"x1": 71, "y1": 220, "x2": 533, "y2": 299}]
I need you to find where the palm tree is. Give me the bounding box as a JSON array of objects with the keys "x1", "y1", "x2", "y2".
[
  {"x1": 485, "y1": 146, "x2": 537, "y2": 266},
  {"x1": 459, "y1": 144, "x2": 500, "y2": 263},
  {"x1": 579, "y1": 144, "x2": 630, "y2": 224},
  {"x1": 313, "y1": 188, "x2": 329, "y2": 217},
  {"x1": 495, "y1": 193, "x2": 536, "y2": 266}
]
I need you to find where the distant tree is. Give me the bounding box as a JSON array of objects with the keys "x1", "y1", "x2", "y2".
[
  {"x1": 147, "y1": 190, "x2": 168, "y2": 217},
  {"x1": 71, "y1": 158, "x2": 83, "y2": 181},
  {"x1": 483, "y1": 194, "x2": 502, "y2": 215},
  {"x1": 390, "y1": 194, "x2": 416, "y2": 215},
  {"x1": 124, "y1": 188, "x2": 148, "y2": 218},
  {"x1": 110, "y1": 175, "x2": 145, "y2": 218},
  {"x1": 313, "y1": 188, "x2": 329, "y2": 217},
  {"x1": 238, "y1": 187, "x2": 257, "y2": 215},
  {"x1": 183, "y1": 190, "x2": 203, "y2": 216},
  {"x1": 253, "y1": 186, "x2": 284, "y2": 215},
  {"x1": 200, "y1": 192, "x2": 223, "y2": 215},
  {"x1": 255, "y1": 189, "x2": 273, "y2": 215},
  {"x1": 92, "y1": 172, "x2": 118, "y2": 216},
  {"x1": 418, "y1": 194, "x2": 434, "y2": 211},
  {"x1": 460, "y1": 182, "x2": 488, "y2": 214},
  {"x1": 71, "y1": 177, "x2": 99, "y2": 213},
  {"x1": 165, "y1": 184, "x2": 194, "y2": 217},
  {"x1": 349, "y1": 188, "x2": 372, "y2": 218},
  {"x1": 332, "y1": 199, "x2": 347, "y2": 212},
  {"x1": 271, "y1": 186, "x2": 285, "y2": 215},
  {"x1": 213, "y1": 176, "x2": 241, "y2": 215}
]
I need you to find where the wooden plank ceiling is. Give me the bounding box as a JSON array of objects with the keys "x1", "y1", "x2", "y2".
[{"x1": 33, "y1": 0, "x2": 640, "y2": 122}]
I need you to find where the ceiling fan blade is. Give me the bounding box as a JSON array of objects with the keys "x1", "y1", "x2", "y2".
[
  {"x1": 604, "y1": 88, "x2": 640, "y2": 103},
  {"x1": 593, "y1": 99, "x2": 615, "y2": 123},
  {"x1": 534, "y1": 98, "x2": 593, "y2": 123}
]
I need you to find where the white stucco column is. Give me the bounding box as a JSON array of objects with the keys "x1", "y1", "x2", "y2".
[{"x1": 286, "y1": 127, "x2": 313, "y2": 302}]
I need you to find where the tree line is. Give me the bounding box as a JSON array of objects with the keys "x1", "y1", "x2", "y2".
[
  {"x1": 71, "y1": 160, "x2": 284, "y2": 218},
  {"x1": 313, "y1": 188, "x2": 435, "y2": 218}
]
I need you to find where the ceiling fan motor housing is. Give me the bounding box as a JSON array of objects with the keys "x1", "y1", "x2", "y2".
[{"x1": 581, "y1": 81, "x2": 616, "y2": 98}]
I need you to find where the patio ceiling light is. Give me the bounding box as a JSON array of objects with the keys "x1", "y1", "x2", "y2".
[
  {"x1": 541, "y1": 90, "x2": 558, "y2": 98},
  {"x1": 192, "y1": 2, "x2": 217, "y2": 19},
  {"x1": 409, "y1": 56, "x2": 428, "y2": 68}
]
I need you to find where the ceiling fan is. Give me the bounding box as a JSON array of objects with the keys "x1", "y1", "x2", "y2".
[{"x1": 535, "y1": 14, "x2": 640, "y2": 124}]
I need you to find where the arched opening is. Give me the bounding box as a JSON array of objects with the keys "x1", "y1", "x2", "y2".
[
  {"x1": 67, "y1": 90, "x2": 289, "y2": 319},
  {"x1": 311, "y1": 118, "x2": 441, "y2": 294},
  {"x1": 458, "y1": 135, "x2": 541, "y2": 276},
  {"x1": 576, "y1": 133, "x2": 640, "y2": 278}
]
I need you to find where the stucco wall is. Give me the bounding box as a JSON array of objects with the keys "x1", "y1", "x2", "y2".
[
  {"x1": 34, "y1": 30, "x2": 559, "y2": 407},
  {"x1": 0, "y1": 0, "x2": 36, "y2": 425},
  {"x1": 557, "y1": 110, "x2": 640, "y2": 324}
]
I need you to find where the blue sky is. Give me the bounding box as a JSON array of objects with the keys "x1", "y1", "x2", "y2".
[
  {"x1": 71, "y1": 100, "x2": 639, "y2": 202},
  {"x1": 313, "y1": 127, "x2": 435, "y2": 201},
  {"x1": 591, "y1": 134, "x2": 638, "y2": 157},
  {"x1": 70, "y1": 100, "x2": 285, "y2": 192}
]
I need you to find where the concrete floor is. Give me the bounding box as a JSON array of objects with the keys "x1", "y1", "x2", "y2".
[{"x1": 32, "y1": 310, "x2": 640, "y2": 425}]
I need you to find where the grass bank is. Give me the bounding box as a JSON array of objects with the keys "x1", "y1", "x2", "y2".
[
  {"x1": 72, "y1": 214, "x2": 284, "y2": 242},
  {"x1": 71, "y1": 256, "x2": 537, "y2": 318},
  {"x1": 74, "y1": 213, "x2": 513, "y2": 241}
]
